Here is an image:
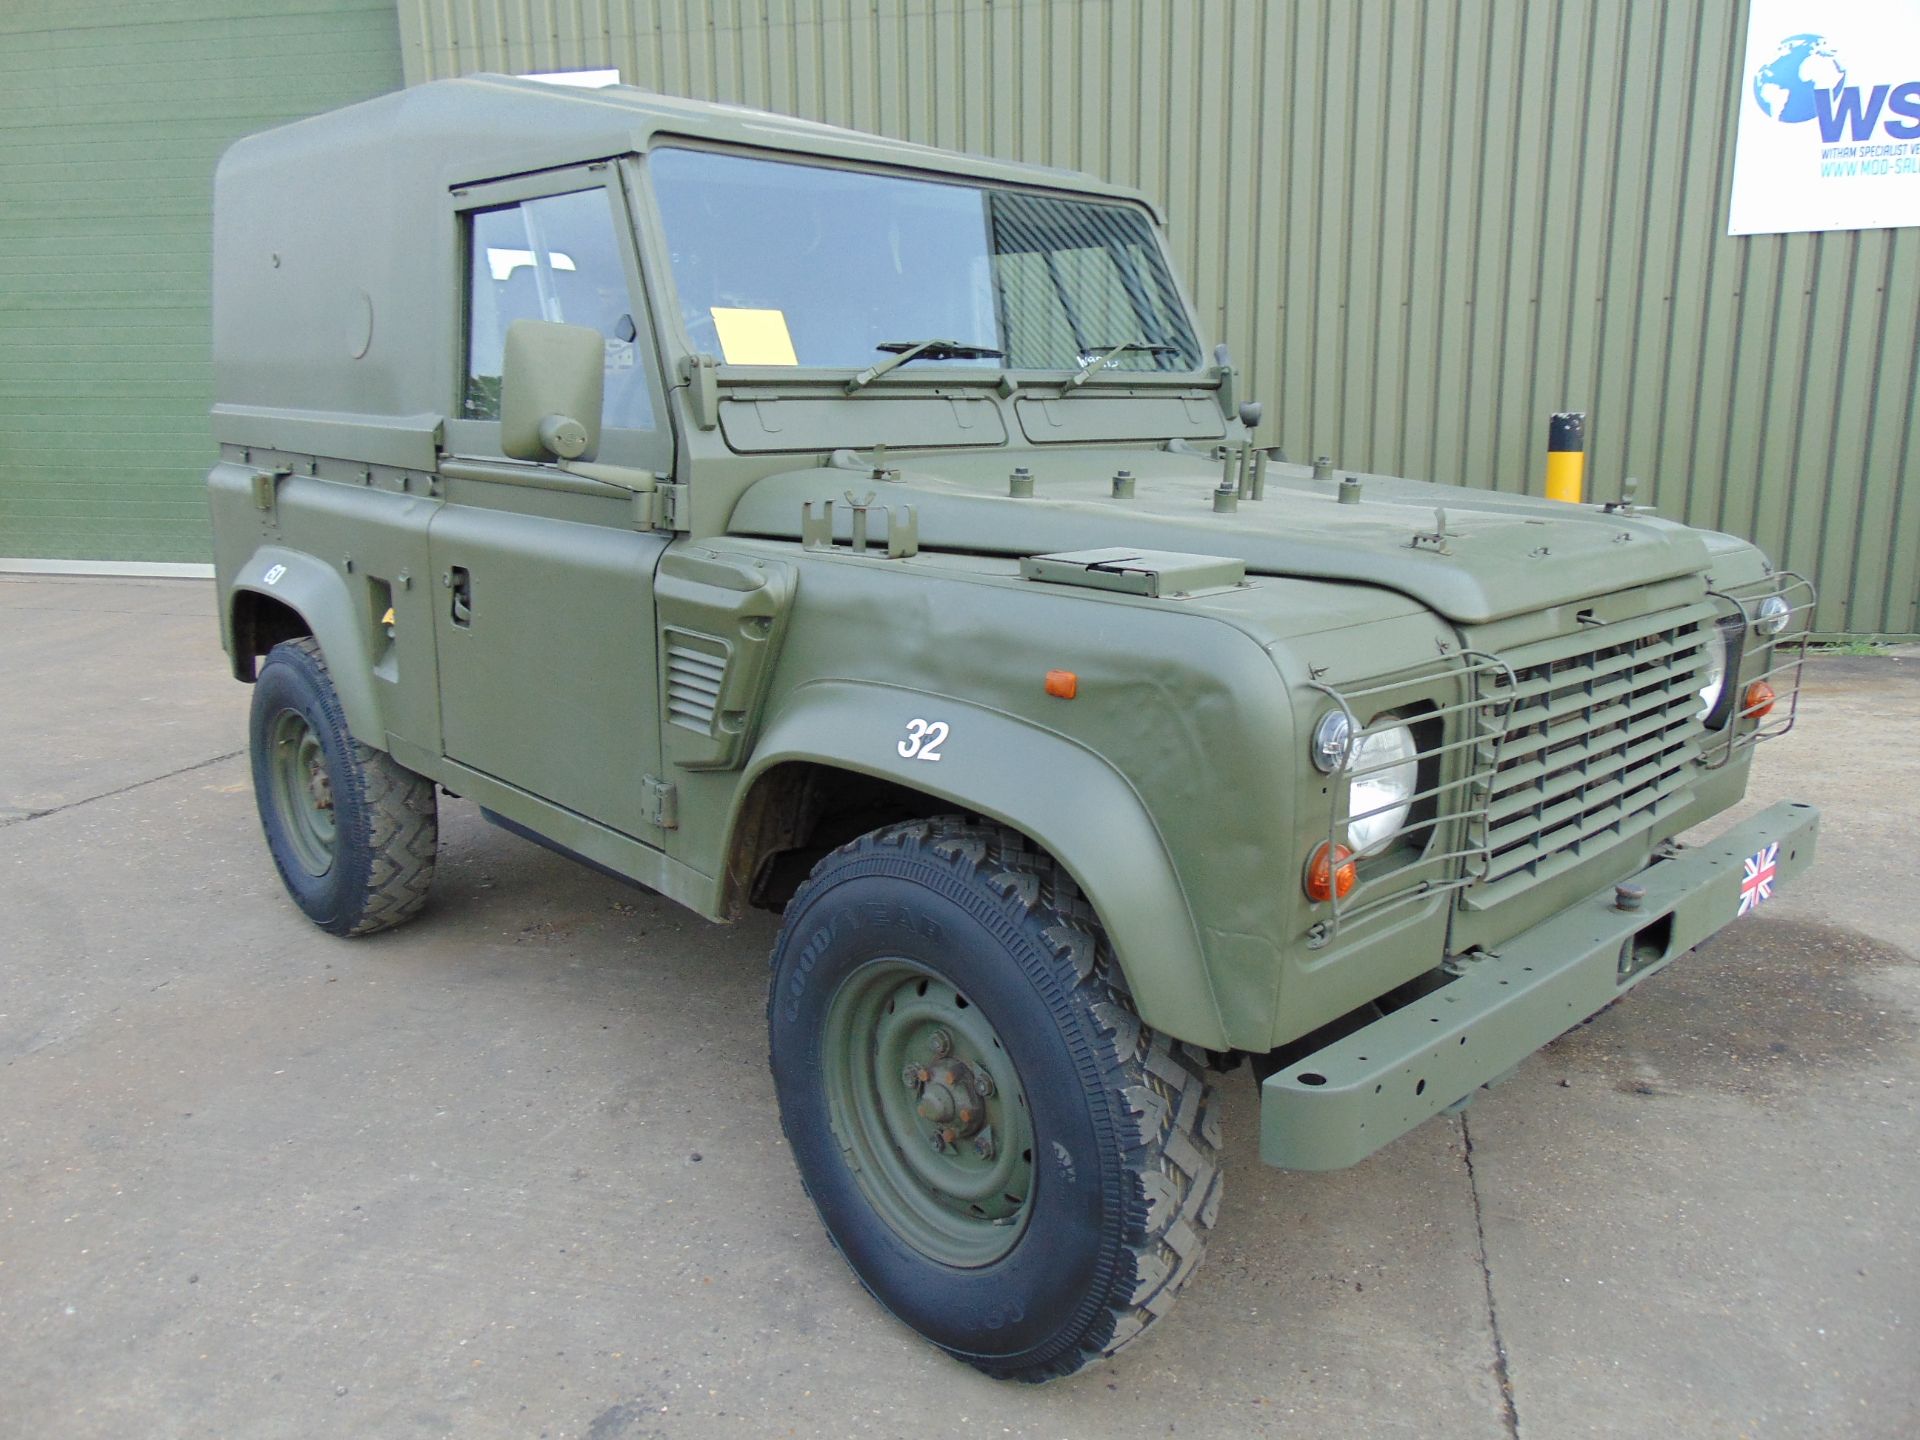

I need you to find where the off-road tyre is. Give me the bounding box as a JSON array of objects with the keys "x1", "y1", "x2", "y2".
[
  {"x1": 249, "y1": 637, "x2": 437, "y2": 937},
  {"x1": 767, "y1": 817, "x2": 1221, "y2": 1382}
]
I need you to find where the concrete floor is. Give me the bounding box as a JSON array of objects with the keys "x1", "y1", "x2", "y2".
[{"x1": 1, "y1": 573, "x2": 1914, "y2": 1440}]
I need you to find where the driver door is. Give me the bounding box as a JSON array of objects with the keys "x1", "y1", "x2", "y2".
[{"x1": 430, "y1": 166, "x2": 674, "y2": 842}]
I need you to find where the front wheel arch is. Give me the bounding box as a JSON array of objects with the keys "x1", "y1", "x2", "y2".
[{"x1": 728, "y1": 683, "x2": 1231, "y2": 1052}]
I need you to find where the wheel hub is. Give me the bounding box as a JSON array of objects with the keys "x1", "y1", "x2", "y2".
[
  {"x1": 823, "y1": 960, "x2": 1036, "y2": 1267},
  {"x1": 906, "y1": 1056, "x2": 992, "y2": 1148},
  {"x1": 267, "y1": 708, "x2": 337, "y2": 878}
]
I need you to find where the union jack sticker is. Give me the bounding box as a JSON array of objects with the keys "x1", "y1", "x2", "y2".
[{"x1": 1738, "y1": 841, "x2": 1779, "y2": 916}]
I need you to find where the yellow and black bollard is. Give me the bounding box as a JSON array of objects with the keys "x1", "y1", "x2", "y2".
[{"x1": 1546, "y1": 411, "x2": 1585, "y2": 503}]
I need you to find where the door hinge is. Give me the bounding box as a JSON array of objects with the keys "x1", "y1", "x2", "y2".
[
  {"x1": 642, "y1": 775, "x2": 679, "y2": 830},
  {"x1": 654, "y1": 483, "x2": 689, "y2": 532}
]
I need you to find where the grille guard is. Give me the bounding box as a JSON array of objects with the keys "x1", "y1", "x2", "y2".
[{"x1": 1304, "y1": 574, "x2": 1812, "y2": 947}]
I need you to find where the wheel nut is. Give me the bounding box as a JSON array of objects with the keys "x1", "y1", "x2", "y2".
[
  {"x1": 973, "y1": 1134, "x2": 995, "y2": 1160},
  {"x1": 901, "y1": 1063, "x2": 925, "y2": 1093},
  {"x1": 929, "y1": 1130, "x2": 951, "y2": 1154},
  {"x1": 928, "y1": 1029, "x2": 953, "y2": 1059},
  {"x1": 973, "y1": 1068, "x2": 995, "y2": 1098}
]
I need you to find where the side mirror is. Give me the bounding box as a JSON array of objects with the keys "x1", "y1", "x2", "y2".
[{"x1": 500, "y1": 318, "x2": 603, "y2": 462}]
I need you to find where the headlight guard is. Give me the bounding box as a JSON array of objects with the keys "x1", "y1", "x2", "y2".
[{"x1": 1302, "y1": 651, "x2": 1515, "y2": 950}]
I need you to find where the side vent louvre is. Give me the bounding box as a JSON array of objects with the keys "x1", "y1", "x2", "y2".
[
  {"x1": 665, "y1": 632, "x2": 730, "y2": 735},
  {"x1": 654, "y1": 552, "x2": 795, "y2": 773}
]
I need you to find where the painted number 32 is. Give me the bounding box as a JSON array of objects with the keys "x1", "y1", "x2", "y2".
[{"x1": 897, "y1": 718, "x2": 949, "y2": 762}]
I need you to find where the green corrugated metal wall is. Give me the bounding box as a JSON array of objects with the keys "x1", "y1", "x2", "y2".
[
  {"x1": 5, "y1": 2, "x2": 1912, "y2": 634},
  {"x1": 397, "y1": 0, "x2": 1919, "y2": 638},
  {"x1": 0, "y1": 0, "x2": 403, "y2": 564}
]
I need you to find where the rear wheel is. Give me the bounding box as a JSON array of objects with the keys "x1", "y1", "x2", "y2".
[
  {"x1": 249, "y1": 637, "x2": 437, "y2": 936},
  {"x1": 767, "y1": 817, "x2": 1221, "y2": 1382}
]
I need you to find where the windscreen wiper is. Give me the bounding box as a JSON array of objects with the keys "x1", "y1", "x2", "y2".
[
  {"x1": 846, "y1": 338, "x2": 1006, "y2": 393},
  {"x1": 1065, "y1": 340, "x2": 1181, "y2": 389}
]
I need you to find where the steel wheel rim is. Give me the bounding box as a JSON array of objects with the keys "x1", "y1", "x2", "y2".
[
  {"x1": 822, "y1": 958, "x2": 1036, "y2": 1268},
  {"x1": 268, "y1": 708, "x2": 336, "y2": 877}
]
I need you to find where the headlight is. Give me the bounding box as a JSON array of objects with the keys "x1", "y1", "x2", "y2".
[
  {"x1": 1346, "y1": 723, "x2": 1418, "y2": 857},
  {"x1": 1756, "y1": 593, "x2": 1792, "y2": 636},
  {"x1": 1695, "y1": 633, "x2": 1728, "y2": 722}
]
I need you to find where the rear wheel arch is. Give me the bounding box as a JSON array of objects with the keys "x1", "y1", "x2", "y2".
[
  {"x1": 226, "y1": 549, "x2": 383, "y2": 744},
  {"x1": 229, "y1": 590, "x2": 311, "y2": 681}
]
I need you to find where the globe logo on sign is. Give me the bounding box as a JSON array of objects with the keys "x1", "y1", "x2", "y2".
[{"x1": 1752, "y1": 34, "x2": 1847, "y2": 123}]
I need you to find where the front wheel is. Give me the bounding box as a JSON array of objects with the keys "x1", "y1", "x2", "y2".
[
  {"x1": 249, "y1": 637, "x2": 438, "y2": 936},
  {"x1": 767, "y1": 818, "x2": 1221, "y2": 1382}
]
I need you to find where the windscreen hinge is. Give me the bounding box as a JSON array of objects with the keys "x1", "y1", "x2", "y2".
[{"x1": 679, "y1": 353, "x2": 720, "y2": 430}]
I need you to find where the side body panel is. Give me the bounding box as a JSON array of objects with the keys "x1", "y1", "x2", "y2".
[{"x1": 209, "y1": 459, "x2": 442, "y2": 754}]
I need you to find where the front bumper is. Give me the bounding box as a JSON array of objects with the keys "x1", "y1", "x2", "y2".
[{"x1": 1260, "y1": 800, "x2": 1820, "y2": 1170}]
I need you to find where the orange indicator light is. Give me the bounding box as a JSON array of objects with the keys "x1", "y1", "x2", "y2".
[
  {"x1": 1305, "y1": 842, "x2": 1357, "y2": 902},
  {"x1": 1045, "y1": 669, "x2": 1079, "y2": 699},
  {"x1": 1742, "y1": 679, "x2": 1776, "y2": 721}
]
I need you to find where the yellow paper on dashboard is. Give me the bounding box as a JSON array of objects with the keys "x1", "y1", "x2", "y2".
[{"x1": 711, "y1": 306, "x2": 799, "y2": 366}]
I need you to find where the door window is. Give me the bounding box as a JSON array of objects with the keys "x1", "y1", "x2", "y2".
[{"x1": 462, "y1": 188, "x2": 654, "y2": 429}]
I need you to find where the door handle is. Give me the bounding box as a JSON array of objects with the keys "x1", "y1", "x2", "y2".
[{"x1": 449, "y1": 566, "x2": 473, "y2": 627}]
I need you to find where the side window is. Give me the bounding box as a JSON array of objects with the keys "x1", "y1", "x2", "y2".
[{"x1": 461, "y1": 189, "x2": 654, "y2": 430}]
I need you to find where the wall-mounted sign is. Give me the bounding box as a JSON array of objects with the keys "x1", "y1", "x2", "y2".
[{"x1": 1728, "y1": 0, "x2": 1920, "y2": 236}]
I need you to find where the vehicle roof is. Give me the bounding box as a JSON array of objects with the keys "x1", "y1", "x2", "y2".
[
  {"x1": 208, "y1": 75, "x2": 1170, "y2": 453},
  {"x1": 222, "y1": 74, "x2": 1158, "y2": 214}
]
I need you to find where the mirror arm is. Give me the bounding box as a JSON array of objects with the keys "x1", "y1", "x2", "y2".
[{"x1": 559, "y1": 460, "x2": 658, "y2": 494}]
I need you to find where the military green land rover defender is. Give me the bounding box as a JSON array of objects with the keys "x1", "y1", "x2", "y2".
[{"x1": 208, "y1": 77, "x2": 1819, "y2": 1381}]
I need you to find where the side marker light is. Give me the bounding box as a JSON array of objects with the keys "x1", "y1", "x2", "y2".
[
  {"x1": 1742, "y1": 679, "x2": 1776, "y2": 721},
  {"x1": 1044, "y1": 669, "x2": 1078, "y2": 699}
]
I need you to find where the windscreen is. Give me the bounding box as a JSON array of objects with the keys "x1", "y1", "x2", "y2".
[{"x1": 649, "y1": 147, "x2": 1201, "y2": 374}]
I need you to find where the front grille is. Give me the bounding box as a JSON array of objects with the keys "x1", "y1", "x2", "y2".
[{"x1": 1467, "y1": 601, "x2": 1715, "y2": 908}]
